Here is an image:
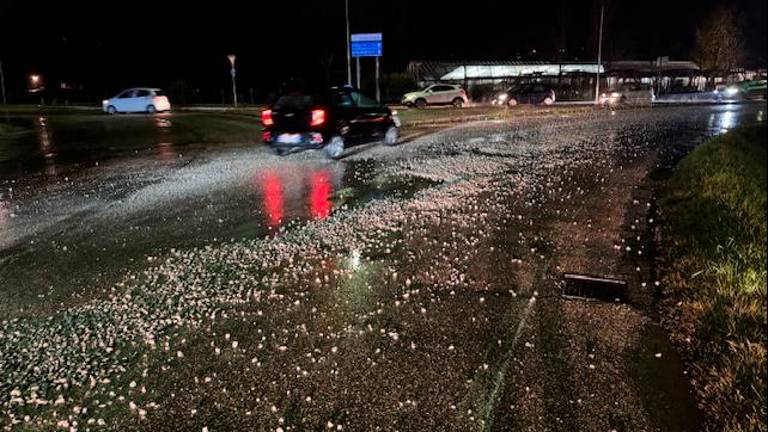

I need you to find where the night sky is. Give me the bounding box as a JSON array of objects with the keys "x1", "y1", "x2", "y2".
[{"x1": 0, "y1": 0, "x2": 765, "y2": 102}]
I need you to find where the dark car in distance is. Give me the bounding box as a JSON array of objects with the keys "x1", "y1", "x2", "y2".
[
  {"x1": 493, "y1": 84, "x2": 556, "y2": 106},
  {"x1": 261, "y1": 86, "x2": 400, "y2": 159}
]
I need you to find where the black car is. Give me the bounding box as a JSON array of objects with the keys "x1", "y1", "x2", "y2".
[
  {"x1": 261, "y1": 86, "x2": 400, "y2": 159},
  {"x1": 494, "y1": 84, "x2": 556, "y2": 106}
]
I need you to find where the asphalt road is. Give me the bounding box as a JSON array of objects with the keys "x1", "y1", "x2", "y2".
[{"x1": 0, "y1": 103, "x2": 765, "y2": 431}]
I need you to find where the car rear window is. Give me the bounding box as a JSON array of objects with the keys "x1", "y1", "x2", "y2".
[{"x1": 275, "y1": 95, "x2": 314, "y2": 109}]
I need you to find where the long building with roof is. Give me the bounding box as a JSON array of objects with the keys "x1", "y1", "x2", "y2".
[{"x1": 407, "y1": 59, "x2": 708, "y2": 101}]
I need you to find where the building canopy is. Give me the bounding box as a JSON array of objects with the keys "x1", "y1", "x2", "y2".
[
  {"x1": 408, "y1": 60, "x2": 701, "y2": 83},
  {"x1": 441, "y1": 63, "x2": 604, "y2": 80}
]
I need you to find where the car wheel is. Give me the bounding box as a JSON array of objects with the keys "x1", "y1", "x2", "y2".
[
  {"x1": 384, "y1": 125, "x2": 400, "y2": 146},
  {"x1": 507, "y1": 98, "x2": 518, "y2": 107},
  {"x1": 452, "y1": 98, "x2": 465, "y2": 108},
  {"x1": 107, "y1": 106, "x2": 117, "y2": 114},
  {"x1": 324, "y1": 135, "x2": 345, "y2": 160},
  {"x1": 146, "y1": 105, "x2": 157, "y2": 114},
  {"x1": 543, "y1": 97, "x2": 554, "y2": 105},
  {"x1": 414, "y1": 99, "x2": 427, "y2": 109}
]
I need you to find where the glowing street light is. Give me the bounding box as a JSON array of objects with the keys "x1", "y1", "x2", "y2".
[{"x1": 28, "y1": 74, "x2": 45, "y2": 96}]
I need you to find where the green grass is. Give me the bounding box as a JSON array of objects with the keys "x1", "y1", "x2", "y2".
[
  {"x1": 0, "y1": 122, "x2": 29, "y2": 137},
  {"x1": 659, "y1": 124, "x2": 767, "y2": 432}
]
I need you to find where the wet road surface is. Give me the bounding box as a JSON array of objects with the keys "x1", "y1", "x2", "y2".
[{"x1": 0, "y1": 103, "x2": 765, "y2": 431}]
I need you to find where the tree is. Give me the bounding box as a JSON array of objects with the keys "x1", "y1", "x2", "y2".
[
  {"x1": 693, "y1": 7, "x2": 745, "y2": 77},
  {"x1": 379, "y1": 73, "x2": 417, "y2": 103}
]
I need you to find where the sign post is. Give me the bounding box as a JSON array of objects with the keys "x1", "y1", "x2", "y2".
[
  {"x1": 227, "y1": 54, "x2": 237, "y2": 108},
  {"x1": 351, "y1": 33, "x2": 383, "y2": 101},
  {"x1": 356, "y1": 58, "x2": 361, "y2": 89},
  {"x1": 375, "y1": 56, "x2": 380, "y2": 102}
]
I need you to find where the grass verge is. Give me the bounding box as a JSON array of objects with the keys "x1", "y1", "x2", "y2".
[
  {"x1": 0, "y1": 122, "x2": 29, "y2": 137},
  {"x1": 659, "y1": 124, "x2": 767, "y2": 432}
]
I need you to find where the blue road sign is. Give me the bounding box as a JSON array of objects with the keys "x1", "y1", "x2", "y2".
[{"x1": 351, "y1": 33, "x2": 382, "y2": 57}]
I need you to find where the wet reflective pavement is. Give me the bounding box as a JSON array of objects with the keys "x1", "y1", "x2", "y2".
[{"x1": 0, "y1": 103, "x2": 764, "y2": 431}]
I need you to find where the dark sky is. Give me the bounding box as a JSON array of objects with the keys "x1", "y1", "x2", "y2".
[{"x1": 0, "y1": 0, "x2": 765, "y2": 101}]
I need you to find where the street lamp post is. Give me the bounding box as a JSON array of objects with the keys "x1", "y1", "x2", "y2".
[
  {"x1": 594, "y1": 1, "x2": 604, "y2": 104},
  {"x1": 228, "y1": 55, "x2": 238, "y2": 108},
  {"x1": 0, "y1": 57, "x2": 6, "y2": 105},
  {"x1": 345, "y1": 0, "x2": 352, "y2": 86},
  {"x1": 29, "y1": 74, "x2": 43, "y2": 105}
]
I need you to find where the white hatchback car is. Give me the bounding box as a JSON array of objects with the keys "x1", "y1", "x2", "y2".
[{"x1": 102, "y1": 88, "x2": 171, "y2": 114}]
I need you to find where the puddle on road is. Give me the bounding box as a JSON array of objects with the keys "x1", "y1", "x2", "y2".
[
  {"x1": 0, "y1": 155, "x2": 442, "y2": 318},
  {"x1": 627, "y1": 324, "x2": 701, "y2": 431},
  {"x1": 0, "y1": 112, "x2": 263, "y2": 181}
]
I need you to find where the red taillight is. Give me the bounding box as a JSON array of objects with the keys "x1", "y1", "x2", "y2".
[
  {"x1": 261, "y1": 109, "x2": 274, "y2": 126},
  {"x1": 310, "y1": 109, "x2": 326, "y2": 127}
]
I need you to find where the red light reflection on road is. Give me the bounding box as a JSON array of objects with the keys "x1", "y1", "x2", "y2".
[
  {"x1": 155, "y1": 142, "x2": 176, "y2": 160},
  {"x1": 260, "y1": 172, "x2": 284, "y2": 227},
  {"x1": 309, "y1": 171, "x2": 332, "y2": 220}
]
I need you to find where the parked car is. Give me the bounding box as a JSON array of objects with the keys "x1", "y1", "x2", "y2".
[
  {"x1": 262, "y1": 86, "x2": 400, "y2": 159},
  {"x1": 102, "y1": 88, "x2": 171, "y2": 114},
  {"x1": 599, "y1": 83, "x2": 654, "y2": 105},
  {"x1": 718, "y1": 79, "x2": 768, "y2": 101},
  {"x1": 401, "y1": 84, "x2": 468, "y2": 108},
  {"x1": 494, "y1": 84, "x2": 556, "y2": 106}
]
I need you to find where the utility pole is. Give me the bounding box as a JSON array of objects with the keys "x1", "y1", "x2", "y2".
[
  {"x1": 345, "y1": 0, "x2": 352, "y2": 86},
  {"x1": 594, "y1": 1, "x2": 604, "y2": 104},
  {"x1": 0, "y1": 57, "x2": 6, "y2": 105}
]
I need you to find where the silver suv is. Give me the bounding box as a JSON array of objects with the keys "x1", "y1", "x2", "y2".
[{"x1": 402, "y1": 84, "x2": 469, "y2": 108}]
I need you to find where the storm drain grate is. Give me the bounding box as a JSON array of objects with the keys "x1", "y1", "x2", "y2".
[{"x1": 561, "y1": 273, "x2": 627, "y2": 302}]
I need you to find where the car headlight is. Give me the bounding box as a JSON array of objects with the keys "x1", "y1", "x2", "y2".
[
  {"x1": 725, "y1": 87, "x2": 739, "y2": 96},
  {"x1": 102, "y1": 99, "x2": 109, "y2": 105},
  {"x1": 498, "y1": 94, "x2": 508, "y2": 102},
  {"x1": 611, "y1": 92, "x2": 621, "y2": 98}
]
